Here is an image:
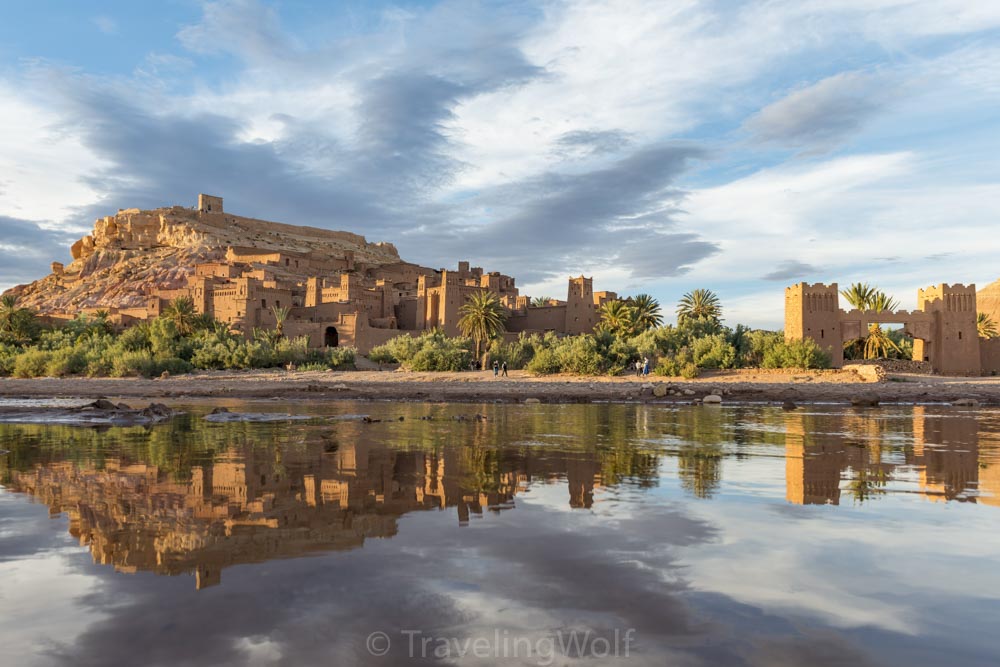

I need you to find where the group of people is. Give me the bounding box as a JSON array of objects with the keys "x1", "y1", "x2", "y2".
[
  {"x1": 492, "y1": 360, "x2": 508, "y2": 377},
  {"x1": 634, "y1": 357, "x2": 650, "y2": 376}
]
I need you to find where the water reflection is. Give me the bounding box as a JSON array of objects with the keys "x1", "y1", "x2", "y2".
[
  {"x1": 1, "y1": 404, "x2": 998, "y2": 594},
  {"x1": 2, "y1": 403, "x2": 1000, "y2": 666}
]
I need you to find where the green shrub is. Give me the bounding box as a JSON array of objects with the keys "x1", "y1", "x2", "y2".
[
  {"x1": 13, "y1": 349, "x2": 54, "y2": 378},
  {"x1": 526, "y1": 347, "x2": 561, "y2": 375},
  {"x1": 691, "y1": 334, "x2": 737, "y2": 369},
  {"x1": 298, "y1": 362, "x2": 329, "y2": 372},
  {"x1": 367, "y1": 346, "x2": 398, "y2": 366},
  {"x1": 44, "y1": 347, "x2": 88, "y2": 377},
  {"x1": 118, "y1": 324, "x2": 151, "y2": 352},
  {"x1": 741, "y1": 330, "x2": 784, "y2": 367},
  {"x1": 655, "y1": 347, "x2": 700, "y2": 378},
  {"x1": 325, "y1": 346, "x2": 356, "y2": 370},
  {"x1": 0, "y1": 343, "x2": 19, "y2": 376},
  {"x1": 487, "y1": 333, "x2": 540, "y2": 370},
  {"x1": 762, "y1": 338, "x2": 831, "y2": 370},
  {"x1": 112, "y1": 350, "x2": 192, "y2": 377}
]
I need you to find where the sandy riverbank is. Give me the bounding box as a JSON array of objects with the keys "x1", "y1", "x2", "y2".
[{"x1": 3, "y1": 367, "x2": 1000, "y2": 405}]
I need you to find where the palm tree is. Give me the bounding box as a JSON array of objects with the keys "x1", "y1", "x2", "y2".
[
  {"x1": 0, "y1": 295, "x2": 19, "y2": 332},
  {"x1": 839, "y1": 284, "x2": 900, "y2": 359},
  {"x1": 869, "y1": 291, "x2": 899, "y2": 313},
  {"x1": 91, "y1": 310, "x2": 113, "y2": 336},
  {"x1": 598, "y1": 300, "x2": 635, "y2": 337},
  {"x1": 863, "y1": 323, "x2": 901, "y2": 359},
  {"x1": 676, "y1": 289, "x2": 721, "y2": 323},
  {"x1": 271, "y1": 305, "x2": 291, "y2": 339},
  {"x1": 531, "y1": 296, "x2": 553, "y2": 307},
  {"x1": 0, "y1": 294, "x2": 37, "y2": 344},
  {"x1": 840, "y1": 282, "x2": 876, "y2": 310},
  {"x1": 458, "y1": 291, "x2": 507, "y2": 365},
  {"x1": 629, "y1": 294, "x2": 663, "y2": 331},
  {"x1": 978, "y1": 312, "x2": 998, "y2": 339},
  {"x1": 162, "y1": 296, "x2": 197, "y2": 335}
]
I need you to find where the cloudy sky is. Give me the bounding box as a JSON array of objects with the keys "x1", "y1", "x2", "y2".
[{"x1": 1, "y1": 0, "x2": 999, "y2": 327}]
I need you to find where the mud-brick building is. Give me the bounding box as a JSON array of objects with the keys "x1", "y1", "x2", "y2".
[
  {"x1": 139, "y1": 195, "x2": 620, "y2": 353},
  {"x1": 785, "y1": 282, "x2": 1000, "y2": 375}
]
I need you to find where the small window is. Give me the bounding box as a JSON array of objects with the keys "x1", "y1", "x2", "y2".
[
  {"x1": 820, "y1": 329, "x2": 825, "y2": 339},
  {"x1": 958, "y1": 331, "x2": 963, "y2": 340},
  {"x1": 261, "y1": 299, "x2": 266, "y2": 308}
]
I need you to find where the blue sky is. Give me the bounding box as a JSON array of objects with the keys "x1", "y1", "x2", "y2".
[{"x1": 2, "y1": 0, "x2": 1000, "y2": 327}]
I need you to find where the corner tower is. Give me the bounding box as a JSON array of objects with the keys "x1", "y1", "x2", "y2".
[
  {"x1": 785, "y1": 283, "x2": 843, "y2": 367},
  {"x1": 917, "y1": 283, "x2": 979, "y2": 374}
]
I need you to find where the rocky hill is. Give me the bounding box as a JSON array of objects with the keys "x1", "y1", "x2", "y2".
[{"x1": 4, "y1": 202, "x2": 402, "y2": 313}]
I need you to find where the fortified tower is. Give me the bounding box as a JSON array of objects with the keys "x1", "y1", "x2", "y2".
[
  {"x1": 785, "y1": 283, "x2": 843, "y2": 367},
  {"x1": 198, "y1": 194, "x2": 224, "y2": 213},
  {"x1": 916, "y1": 284, "x2": 979, "y2": 374},
  {"x1": 565, "y1": 276, "x2": 597, "y2": 335}
]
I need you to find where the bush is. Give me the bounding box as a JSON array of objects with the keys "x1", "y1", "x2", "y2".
[
  {"x1": 0, "y1": 343, "x2": 19, "y2": 376},
  {"x1": 368, "y1": 331, "x2": 471, "y2": 371},
  {"x1": 118, "y1": 324, "x2": 151, "y2": 352},
  {"x1": 367, "y1": 346, "x2": 398, "y2": 366},
  {"x1": 741, "y1": 330, "x2": 784, "y2": 367},
  {"x1": 762, "y1": 338, "x2": 831, "y2": 370},
  {"x1": 691, "y1": 334, "x2": 737, "y2": 369},
  {"x1": 13, "y1": 349, "x2": 54, "y2": 378},
  {"x1": 44, "y1": 347, "x2": 88, "y2": 377},
  {"x1": 488, "y1": 333, "x2": 541, "y2": 370},
  {"x1": 526, "y1": 347, "x2": 561, "y2": 375},
  {"x1": 111, "y1": 350, "x2": 192, "y2": 377},
  {"x1": 655, "y1": 347, "x2": 700, "y2": 378},
  {"x1": 325, "y1": 346, "x2": 356, "y2": 370}
]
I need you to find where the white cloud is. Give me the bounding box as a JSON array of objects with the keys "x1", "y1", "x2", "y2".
[{"x1": 0, "y1": 80, "x2": 106, "y2": 225}]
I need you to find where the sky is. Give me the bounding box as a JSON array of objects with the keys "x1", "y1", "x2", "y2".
[{"x1": 1, "y1": 0, "x2": 999, "y2": 328}]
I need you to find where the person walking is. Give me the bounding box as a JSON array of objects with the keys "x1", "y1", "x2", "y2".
[
  {"x1": 501, "y1": 360, "x2": 508, "y2": 377},
  {"x1": 493, "y1": 360, "x2": 500, "y2": 377},
  {"x1": 635, "y1": 359, "x2": 642, "y2": 377},
  {"x1": 642, "y1": 357, "x2": 650, "y2": 376}
]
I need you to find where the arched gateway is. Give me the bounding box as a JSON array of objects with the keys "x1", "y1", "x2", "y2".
[{"x1": 785, "y1": 282, "x2": 981, "y2": 374}]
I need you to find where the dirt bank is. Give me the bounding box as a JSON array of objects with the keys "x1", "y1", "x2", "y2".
[{"x1": 2, "y1": 368, "x2": 1000, "y2": 405}]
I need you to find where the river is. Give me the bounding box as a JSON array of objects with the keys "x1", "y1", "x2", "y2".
[{"x1": 1, "y1": 401, "x2": 998, "y2": 666}]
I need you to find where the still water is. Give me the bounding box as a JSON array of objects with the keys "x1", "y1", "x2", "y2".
[{"x1": 1, "y1": 401, "x2": 999, "y2": 666}]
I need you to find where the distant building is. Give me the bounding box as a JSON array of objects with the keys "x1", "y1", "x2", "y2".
[{"x1": 47, "y1": 195, "x2": 619, "y2": 353}]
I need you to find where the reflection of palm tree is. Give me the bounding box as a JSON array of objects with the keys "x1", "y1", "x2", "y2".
[
  {"x1": 847, "y1": 466, "x2": 888, "y2": 503},
  {"x1": 677, "y1": 445, "x2": 723, "y2": 499}
]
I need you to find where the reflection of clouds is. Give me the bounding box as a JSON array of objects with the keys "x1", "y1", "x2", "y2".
[
  {"x1": 677, "y1": 496, "x2": 1000, "y2": 638},
  {"x1": 0, "y1": 496, "x2": 110, "y2": 667}
]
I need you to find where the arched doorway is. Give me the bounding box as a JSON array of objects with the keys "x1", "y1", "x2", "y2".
[{"x1": 324, "y1": 326, "x2": 339, "y2": 347}]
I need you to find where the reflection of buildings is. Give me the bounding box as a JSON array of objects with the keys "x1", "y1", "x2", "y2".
[
  {"x1": 784, "y1": 414, "x2": 848, "y2": 505},
  {"x1": 784, "y1": 409, "x2": 1000, "y2": 506},
  {"x1": 7, "y1": 441, "x2": 606, "y2": 589}
]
